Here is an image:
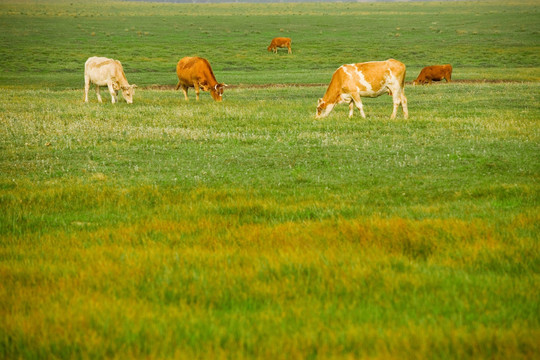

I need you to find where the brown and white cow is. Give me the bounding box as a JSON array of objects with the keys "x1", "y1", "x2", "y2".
[
  {"x1": 413, "y1": 64, "x2": 452, "y2": 85},
  {"x1": 267, "y1": 37, "x2": 292, "y2": 54},
  {"x1": 316, "y1": 59, "x2": 408, "y2": 119},
  {"x1": 175, "y1": 57, "x2": 227, "y2": 102},
  {"x1": 84, "y1": 56, "x2": 136, "y2": 104}
]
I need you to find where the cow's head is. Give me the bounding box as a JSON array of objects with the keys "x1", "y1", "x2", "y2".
[
  {"x1": 316, "y1": 98, "x2": 333, "y2": 119},
  {"x1": 267, "y1": 45, "x2": 273, "y2": 52},
  {"x1": 412, "y1": 77, "x2": 425, "y2": 86},
  {"x1": 205, "y1": 83, "x2": 227, "y2": 102},
  {"x1": 121, "y1": 84, "x2": 137, "y2": 104}
]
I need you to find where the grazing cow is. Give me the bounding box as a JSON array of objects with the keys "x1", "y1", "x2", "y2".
[
  {"x1": 267, "y1": 37, "x2": 292, "y2": 54},
  {"x1": 175, "y1": 57, "x2": 227, "y2": 102},
  {"x1": 84, "y1": 56, "x2": 136, "y2": 104},
  {"x1": 413, "y1": 64, "x2": 452, "y2": 85},
  {"x1": 316, "y1": 59, "x2": 408, "y2": 119}
]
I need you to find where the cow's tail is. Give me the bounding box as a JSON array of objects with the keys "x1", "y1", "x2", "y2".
[{"x1": 175, "y1": 81, "x2": 182, "y2": 90}]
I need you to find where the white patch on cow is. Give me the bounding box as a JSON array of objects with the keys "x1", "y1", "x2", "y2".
[
  {"x1": 316, "y1": 103, "x2": 335, "y2": 118},
  {"x1": 339, "y1": 93, "x2": 353, "y2": 104},
  {"x1": 340, "y1": 65, "x2": 353, "y2": 79},
  {"x1": 354, "y1": 68, "x2": 373, "y2": 94},
  {"x1": 385, "y1": 69, "x2": 400, "y2": 96},
  {"x1": 385, "y1": 69, "x2": 395, "y2": 84}
]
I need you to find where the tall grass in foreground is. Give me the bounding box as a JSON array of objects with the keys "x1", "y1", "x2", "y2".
[
  {"x1": 1, "y1": 211, "x2": 538, "y2": 358},
  {"x1": 1, "y1": 82, "x2": 539, "y2": 358}
]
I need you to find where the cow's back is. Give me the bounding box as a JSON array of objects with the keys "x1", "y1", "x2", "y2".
[
  {"x1": 85, "y1": 57, "x2": 119, "y2": 84},
  {"x1": 85, "y1": 57, "x2": 116, "y2": 72},
  {"x1": 272, "y1": 37, "x2": 290, "y2": 46},
  {"x1": 176, "y1": 57, "x2": 203, "y2": 73},
  {"x1": 336, "y1": 59, "x2": 405, "y2": 96},
  {"x1": 176, "y1": 57, "x2": 216, "y2": 86},
  {"x1": 278, "y1": 37, "x2": 291, "y2": 45},
  {"x1": 416, "y1": 64, "x2": 452, "y2": 84},
  {"x1": 442, "y1": 64, "x2": 452, "y2": 78}
]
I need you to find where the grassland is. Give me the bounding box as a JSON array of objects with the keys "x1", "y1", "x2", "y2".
[{"x1": 1, "y1": 0, "x2": 540, "y2": 359}]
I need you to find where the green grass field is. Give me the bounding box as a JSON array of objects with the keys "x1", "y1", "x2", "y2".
[{"x1": 1, "y1": 0, "x2": 539, "y2": 359}]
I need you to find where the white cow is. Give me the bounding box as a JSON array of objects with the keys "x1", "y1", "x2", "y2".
[{"x1": 84, "y1": 56, "x2": 136, "y2": 104}]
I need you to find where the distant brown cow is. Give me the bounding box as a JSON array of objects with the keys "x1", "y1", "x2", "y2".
[
  {"x1": 175, "y1": 57, "x2": 227, "y2": 101},
  {"x1": 413, "y1": 64, "x2": 452, "y2": 85},
  {"x1": 316, "y1": 59, "x2": 408, "y2": 119},
  {"x1": 267, "y1": 37, "x2": 292, "y2": 54}
]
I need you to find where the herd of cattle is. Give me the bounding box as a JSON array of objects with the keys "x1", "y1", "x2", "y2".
[{"x1": 84, "y1": 37, "x2": 452, "y2": 119}]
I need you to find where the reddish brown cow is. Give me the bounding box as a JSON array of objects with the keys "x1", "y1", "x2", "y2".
[
  {"x1": 267, "y1": 37, "x2": 292, "y2": 54},
  {"x1": 316, "y1": 59, "x2": 408, "y2": 119},
  {"x1": 175, "y1": 57, "x2": 227, "y2": 101},
  {"x1": 413, "y1": 64, "x2": 452, "y2": 85}
]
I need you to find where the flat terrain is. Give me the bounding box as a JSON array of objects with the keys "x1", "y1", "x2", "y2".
[{"x1": 1, "y1": 0, "x2": 539, "y2": 359}]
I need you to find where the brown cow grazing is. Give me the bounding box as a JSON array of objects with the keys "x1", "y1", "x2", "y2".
[
  {"x1": 84, "y1": 56, "x2": 137, "y2": 104},
  {"x1": 175, "y1": 57, "x2": 227, "y2": 102},
  {"x1": 316, "y1": 59, "x2": 408, "y2": 119},
  {"x1": 267, "y1": 37, "x2": 292, "y2": 54},
  {"x1": 413, "y1": 64, "x2": 452, "y2": 85}
]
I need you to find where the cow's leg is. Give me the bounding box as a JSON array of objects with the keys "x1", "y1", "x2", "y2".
[
  {"x1": 95, "y1": 85, "x2": 103, "y2": 103},
  {"x1": 391, "y1": 89, "x2": 408, "y2": 119},
  {"x1": 194, "y1": 84, "x2": 200, "y2": 101},
  {"x1": 400, "y1": 90, "x2": 409, "y2": 119},
  {"x1": 84, "y1": 76, "x2": 90, "y2": 103},
  {"x1": 106, "y1": 82, "x2": 116, "y2": 104},
  {"x1": 390, "y1": 92, "x2": 399, "y2": 119},
  {"x1": 350, "y1": 93, "x2": 366, "y2": 118},
  {"x1": 288, "y1": 46, "x2": 292, "y2": 54},
  {"x1": 181, "y1": 86, "x2": 189, "y2": 101}
]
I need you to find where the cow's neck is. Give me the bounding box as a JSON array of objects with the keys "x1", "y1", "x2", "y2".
[
  {"x1": 202, "y1": 68, "x2": 217, "y2": 87},
  {"x1": 322, "y1": 85, "x2": 341, "y2": 105},
  {"x1": 115, "y1": 69, "x2": 130, "y2": 88}
]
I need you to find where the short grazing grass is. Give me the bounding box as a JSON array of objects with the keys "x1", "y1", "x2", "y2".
[{"x1": 1, "y1": 0, "x2": 540, "y2": 359}]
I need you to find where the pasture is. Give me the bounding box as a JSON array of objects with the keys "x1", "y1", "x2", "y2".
[{"x1": 1, "y1": 0, "x2": 539, "y2": 358}]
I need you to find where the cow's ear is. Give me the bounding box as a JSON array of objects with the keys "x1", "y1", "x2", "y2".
[
  {"x1": 222, "y1": 83, "x2": 229, "y2": 87},
  {"x1": 132, "y1": 84, "x2": 138, "y2": 88},
  {"x1": 317, "y1": 98, "x2": 324, "y2": 106}
]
